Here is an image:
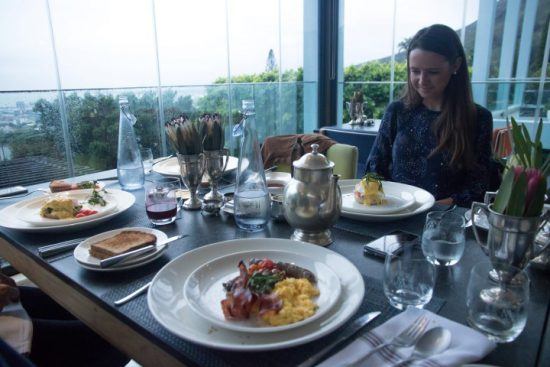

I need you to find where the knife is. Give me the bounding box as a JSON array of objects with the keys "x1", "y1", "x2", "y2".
[
  {"x1": 99, "y1": 234, "x2": 186, "y2": 268},
  {"x1": 297, "y1": 311, "x2": 381, "y2": 367}
]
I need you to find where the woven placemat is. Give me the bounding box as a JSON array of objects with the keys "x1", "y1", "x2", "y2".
[{"x1": 102, "y1": 275, "x2": 445, "y2": 367}]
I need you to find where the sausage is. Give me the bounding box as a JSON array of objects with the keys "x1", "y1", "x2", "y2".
[{"x1": 277, "y1": 262, "x2": 316, "y2": 284}]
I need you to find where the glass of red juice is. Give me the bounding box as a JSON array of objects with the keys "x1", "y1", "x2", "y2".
[{"x1": 145, "y1": 178, "x2": 179, "y2": 225}]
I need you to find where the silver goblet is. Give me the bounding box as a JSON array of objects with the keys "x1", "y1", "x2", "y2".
[
  {"x1": 203, "y1": 149, "x2": 229, "y2": 206},
  {"x1": 177, "y1": 153, "x2": 205, "y2": 210}
]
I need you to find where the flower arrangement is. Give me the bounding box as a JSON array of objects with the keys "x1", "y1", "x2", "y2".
[
  {"x1": 199, "y1": 114, "x2": 225, "y2": 151},
  {"x1": 165, "y1": 114, "x2": 225, "y2": 154},
  {"x1": 493, "y1": 118, "x2": 549, "y2": 217}
]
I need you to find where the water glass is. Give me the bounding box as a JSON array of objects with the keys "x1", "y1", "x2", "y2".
[
  {"x1": 383, "y1": 241, "x2": 435, "y2": 310},
  {"x1": 145, "y1": 178, "x2": 178, "y2": 225},
  {"x1": 140, "y1": 147, "x2": 154, "y2": 174},
  {"x1": 422, "y1": 211, "x2": 465, "y2": 266},
  {"x1": 466, "y1": 261, "x2": 529, "y2": 343}
]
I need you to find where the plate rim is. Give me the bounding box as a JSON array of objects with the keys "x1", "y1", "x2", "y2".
[
  {"x1": 153, "y1": 156, "x2": 238, "y2": 177},
  {"x1": 183, "y1": 249, "x2": 342, "y2": 333},
  {"x1": 339, "y1": 180, "x2": 435, "y2": 221},
  {"x1": 73, "y1": 226, "x2": 168, "y2": 272},
  {"x1": 147, "y1": 237, "x2": 365, "y2": 351},
  {"x1": 0, "y1": 188, "x2": 135, "y2": 232}
]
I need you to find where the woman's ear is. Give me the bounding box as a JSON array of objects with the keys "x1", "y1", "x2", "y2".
[{"x1": 452, "y1": 57, "x2": 462, "y2": 74}]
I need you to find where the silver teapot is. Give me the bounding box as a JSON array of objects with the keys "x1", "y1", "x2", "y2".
[{"x1": 283, "y1": 143, "x2": 342, "y2": 246}]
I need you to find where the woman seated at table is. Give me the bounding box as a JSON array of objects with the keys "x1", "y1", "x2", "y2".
[
  {"x1": 0, "y1": 272, "x2": 129, "y2": 367},
  {"x1": 365, "y1": 24, "x2": 493, "y2": 207}
]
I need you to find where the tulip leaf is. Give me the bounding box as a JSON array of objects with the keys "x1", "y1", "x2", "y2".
[
  {"x1": 535, "y1": 118, "x2": 543, "y2": 145},
  {"x1": 506, "y1": 172, "x2": 527, "y2": 216},
  {"x1": 493, "y1": 169, "x2": 515, "y2": 214},
  {"x1": 525, "y1": 176, "x2": 546, "y2": 217}
]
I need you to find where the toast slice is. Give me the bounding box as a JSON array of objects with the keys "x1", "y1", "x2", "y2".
[{"x1": 89, "y1": 231, "x2": 157, "y2": 260}]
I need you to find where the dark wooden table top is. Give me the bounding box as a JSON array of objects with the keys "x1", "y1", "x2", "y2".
[{"x1": 0, "y1": 172, "x2": 548, "y2": 366}]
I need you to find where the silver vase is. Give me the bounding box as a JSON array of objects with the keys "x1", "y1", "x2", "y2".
[
  {"x1": 472, "y1": 196, "x2": 550, "y2": 282},
  {"x1": 203, "y1": 149, "x2": 229, "y2": 205},
  {"x1": 177, "y1": 153, "x2": 205, "y2": 210}
]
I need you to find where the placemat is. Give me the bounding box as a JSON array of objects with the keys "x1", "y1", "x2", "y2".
[{"x1": 101, "y1": 275, "x2": 445, "y2": 367}]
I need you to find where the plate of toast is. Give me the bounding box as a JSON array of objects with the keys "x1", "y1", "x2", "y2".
[{"x1": 74, "y1": 227, "x2": 168, "y2": 271}]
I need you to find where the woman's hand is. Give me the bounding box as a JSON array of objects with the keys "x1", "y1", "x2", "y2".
[
  {"x1": 436, "y1": 197, "x2": 454, "y2": 205},
  {"x1": 0, "y1": 273, "x2": 19, "y2": 311}
]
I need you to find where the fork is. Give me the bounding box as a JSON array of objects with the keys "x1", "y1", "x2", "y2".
[{"x1": 347, "y1": 315, "x2": 429, "y2": 366}]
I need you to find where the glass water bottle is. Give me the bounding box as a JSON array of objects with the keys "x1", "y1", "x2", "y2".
[
  {"x1": 117, "y1": 96, "x2": 144, "y2": 190},
  {"x1": 233, "y1": 100, "x2": 270, "y2": 231}
]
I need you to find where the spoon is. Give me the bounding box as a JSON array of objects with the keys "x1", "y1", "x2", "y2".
[{"x1": 393, "y1": 326, "x2": 452, "y2": 366}]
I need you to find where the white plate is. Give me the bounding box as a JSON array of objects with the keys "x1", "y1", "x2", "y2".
[
  {"x1": 342, "y1": 190, "x2": 415, "y2": 215},
  {"x1": 338, "y1": 180, "x2": 435, "y2": 222},
  {"x1": 184, "y1": 250, "x2": 341, "y2": 333},
  {"x1": 15, "y1": 190, "x2": 117, "y2": 227},
  {"x1": 265, "y1": 172, "x2": 291, "y2": 188},
  {"x1": 0, "y1": 189, "x2": 135, "y2": 233},
  {"x1": 148, "y1": 238, "x2": 364, "y2": 351},
  {"x1": 153, "y1": 156, "x2": 238, "y2": 177},
  {"x1": 74, "y1": 227, "x2": 168, "y2": 272}
]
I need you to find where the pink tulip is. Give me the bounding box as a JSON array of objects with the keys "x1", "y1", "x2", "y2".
[{"x1": 525, "y1": 168, "x2": 543, "y2": 214}]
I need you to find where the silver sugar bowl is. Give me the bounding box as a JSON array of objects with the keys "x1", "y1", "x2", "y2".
[{"x1": 283, "y1": 143, "x2": 341, "y2": 246}]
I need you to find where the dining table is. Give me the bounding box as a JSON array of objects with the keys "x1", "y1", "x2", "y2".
[{"x1": 0, "y1": 169, "x2": 549, "y2": 367}]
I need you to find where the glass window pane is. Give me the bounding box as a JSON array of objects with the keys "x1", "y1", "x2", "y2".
[
  {"x1": 49, "y1": 0, "x2": 158, "y2": 89},
  {"x1": 0, "y1": 1, "x2": 57, "y2": 90},
  {"x1": 155, "y1": 0, "x2": 228, "y2": 86}
]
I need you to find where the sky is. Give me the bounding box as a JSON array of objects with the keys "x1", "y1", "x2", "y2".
[{"x1": 0, "y1": 0, "x2": 479, "y2": 98}]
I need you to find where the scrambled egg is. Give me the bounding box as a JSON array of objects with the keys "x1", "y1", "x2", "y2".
[
  {"x1": 40, "y1": 198, "x2": 76, "y2": 219},
  {"x1": 261, "y1": 278, "x2": 319, "y2": 326}
]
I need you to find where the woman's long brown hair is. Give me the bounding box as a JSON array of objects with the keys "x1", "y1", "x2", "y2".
[{"x1": 402, "y1": 24, "x2": 477, "y2": 170}]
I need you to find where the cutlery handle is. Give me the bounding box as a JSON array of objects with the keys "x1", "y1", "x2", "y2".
[
  {"x1": 298, "y1": 334, "x2": 359, "y2": 367},
  {"x1": 38, "y1": 238, "x2": 87, "y2": 258},
  {"x1": 100, "y1": 245, "x2": 156, "y2": 268},
  {"x1": 114, "y1": 282, "x2": 151, "y2": 306},
  {"x1": 347, "y1": 342, "x2": 388, "y2": 367}
]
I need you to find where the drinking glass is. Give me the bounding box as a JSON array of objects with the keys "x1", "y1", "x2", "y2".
[
  {"x1": 422, "y1": 211, "x2": 465, "y2": 266},
  {"x1": 145, "y1": 178, "x2": 178, "y2": 225},
  {"x1": 140, "y1": 147, "x2": 154, "y2": 175},
  {"x1": 383, "y1": 241, "x2": 435, "y2": 310},
  {"x1": 466, "y1": 261, "x2": 529, "y2": 343}
]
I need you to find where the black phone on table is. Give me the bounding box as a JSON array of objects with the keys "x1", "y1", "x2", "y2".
[{"x1": 363, "y1": 230, "x2": 419, "y2": 258}]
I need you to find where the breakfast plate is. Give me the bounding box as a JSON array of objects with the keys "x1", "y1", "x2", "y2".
[
  {"x1": 338, "y1": 180, "x2": 435, "y2": 222},
  {"x1": 148, "y1": 238, "x2": 364, "y2": 351},
  {"x1": 265, "y1": 172, "x2": 291, "y2": 188},
  {"x1": 0, "y1": 189, "x2": 135, "y2": 233},
  {"x1": 342, "y1": 191, "x2": 415, "y2": 215},
  {"x1": 184, "y1": 250, "x2": 341, "y2": 333},
  {"x1": 153, "y1": 156, "x2": 238, "y2": 177},
  {"x1": 74, "y1": 227, "x2": 168, "y2": 272},
  {"x1": 15, "y1": 190, "x2": 117, "y2": 227}
]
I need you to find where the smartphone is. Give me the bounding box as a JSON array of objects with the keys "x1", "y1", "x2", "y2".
[
  {"x1": 363, "y1": 230, "x2": 419, "y2": 258},
  {"x1": 0, "y1": 186, "x2": 28, "y2": 197}
]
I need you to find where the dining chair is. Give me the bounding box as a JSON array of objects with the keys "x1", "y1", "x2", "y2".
[{"x1": 261, "y1": 134, "x2": 358, "y2": 179}]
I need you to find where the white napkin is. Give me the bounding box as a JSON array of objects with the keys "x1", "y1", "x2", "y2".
[
  {"x1": 318, "y1": 307, "x2": 496, "y2": 367},
  {"x1": 0, "y1": 302, "x2": 33, "y2": 354}
]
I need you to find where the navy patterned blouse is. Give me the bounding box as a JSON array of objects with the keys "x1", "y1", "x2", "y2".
[{"x1": 365, "y1": 101, "x2": 493, "y2": 207}]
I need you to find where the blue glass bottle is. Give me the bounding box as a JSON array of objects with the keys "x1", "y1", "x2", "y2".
[{"x1": 117, "y1": 96, "x2": 144, "y2": 190}]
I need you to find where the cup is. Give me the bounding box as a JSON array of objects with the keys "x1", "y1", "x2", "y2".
[
  {"x1": 140, "y1": 147, "x2": 154, "y2": 174},
  {"x1": 421, "y1": 211, "x2": 465, "y2": 266},
  {"x1": 466, "y1": 261, "x2": 529, "y2": 343},
  {"x1": 145, "y1": 178, "x2": 178, "y2": 225},
  {"x1": 383, "y1": 241, "x2": 435, "y2": 310}
]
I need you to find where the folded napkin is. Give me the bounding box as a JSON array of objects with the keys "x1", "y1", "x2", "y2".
[
  {"x1": 0, "y1": 302, "x2": 33, "y2": 354},
  {"x1": 318, "y1": 307, "x2": 496, "y2": 367}
]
